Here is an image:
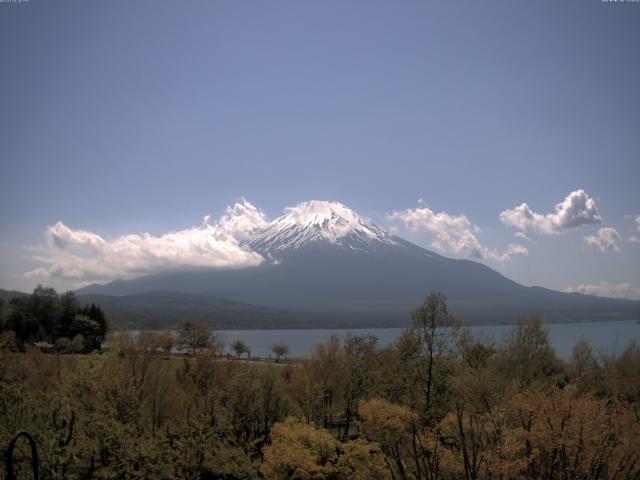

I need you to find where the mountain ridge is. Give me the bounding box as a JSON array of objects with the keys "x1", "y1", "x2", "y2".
[
  {"x1": 75, "y1": 291, "x2": 376, "y2": 330},
  {"x1": 76, "y1": 200, "x2": 640, "y2": 326}
]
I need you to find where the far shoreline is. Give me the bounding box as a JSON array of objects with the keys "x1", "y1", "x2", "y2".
[{"x1": 113, "y1": 316, "x2": 640, "y2": 332}]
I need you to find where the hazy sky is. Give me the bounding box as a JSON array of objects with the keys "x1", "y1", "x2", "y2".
[{"x1": 1, "y1": 0, "x2": 639, "y2": 297}]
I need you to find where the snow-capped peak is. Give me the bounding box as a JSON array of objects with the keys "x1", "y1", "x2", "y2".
[
  {"x1": 278, "y1": 201, "x2": 369, "y2": 237},
  {"x1": 245, "y1": 200, "x2": 396, "y2": 255}
]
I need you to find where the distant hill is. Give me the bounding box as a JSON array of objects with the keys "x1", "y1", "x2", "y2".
[
  {"x1": 77, "y1": 201, "x2": 640, "y2": 326},
  {"x1": 0, "y1": 288, "x2": 29, "y2": 303},
  {"x1": 76, "y1": 291, "x2": 399, "y2": 330}
]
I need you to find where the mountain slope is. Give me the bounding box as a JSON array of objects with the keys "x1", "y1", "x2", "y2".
[
  {"x1": 76, "y1": 291, "x2": 368, "y2": 329},
  {"x1": 77, "y1": 201, "x2": 640, "y2": 325},
  {"x1": 0, "y1": 288, "x2": 29, "y2": 303}
]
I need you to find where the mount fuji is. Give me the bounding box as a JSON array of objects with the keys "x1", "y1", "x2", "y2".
[
  {"x1": 77, "y1": 201, "x2": 640, "y2": 327},
  {"x1": 244, "y1": 200, "x2": 397, "y2": 257}
]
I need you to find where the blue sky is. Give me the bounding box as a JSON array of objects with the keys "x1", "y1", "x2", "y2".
[{"x1": 1, "y1": 0, "x2": 639, "y2": 297}]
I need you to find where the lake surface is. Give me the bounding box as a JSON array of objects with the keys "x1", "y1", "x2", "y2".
[{"x1": 217, "y1": 320, "x2": 640, "y2": 360}]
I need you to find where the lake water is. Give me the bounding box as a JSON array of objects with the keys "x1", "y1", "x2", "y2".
[{"x1": 217, "y1": 320, "x2": 640, "y2": 360}]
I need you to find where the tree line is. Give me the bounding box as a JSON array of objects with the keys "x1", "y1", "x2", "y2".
[
  {"x1": 0, "y1": 285, "x2": 108, "y2": 353},
  {"x1": 1, "y1": 292, "x2": 639, "y2": 479}
]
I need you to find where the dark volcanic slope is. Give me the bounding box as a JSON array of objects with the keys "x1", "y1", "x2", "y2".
[
  {"x1": 0, "y1": 288, "x2": 29, "y2": 303},
  {"x1": 76, "y1": 291, "x2": 359, "y2": 330},
  {"x1": 77, "y1": 238, "x2": 640, "y2": 325}
]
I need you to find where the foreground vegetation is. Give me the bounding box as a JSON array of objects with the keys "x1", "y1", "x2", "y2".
[{"x1": 1, "y1": 292, "x2": 640, "y2": 479}]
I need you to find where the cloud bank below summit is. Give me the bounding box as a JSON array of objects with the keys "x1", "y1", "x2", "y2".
[
  {"x1": 567, "y1": 282, "x2": 640, "y2": 301},
  {"x1": 26, "y1": 200, "x2": 268, "y2": 284}
]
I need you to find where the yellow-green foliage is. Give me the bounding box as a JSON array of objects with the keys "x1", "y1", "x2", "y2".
[
  {"x1": 261, "y1": 418, "x2": 389, "y2": 480},
  {"x1": 1, "y1": 315, "x2": 640, "y2": 479}
]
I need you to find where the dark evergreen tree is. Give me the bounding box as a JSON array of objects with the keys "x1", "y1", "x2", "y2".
[
  {"x1": 28, "y1": 285, "x2": 59, "y2": 339},
  {"x1": 0, "y1": 286, "x2": 108, "y2": 350},
  {"x1": 57, "y1": 291, "x2": 78, "y2": 339}
]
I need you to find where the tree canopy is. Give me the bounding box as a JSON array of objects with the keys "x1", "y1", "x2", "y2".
[{"x1": 0, "y1": 285, "x2": 108, "y2": 353}]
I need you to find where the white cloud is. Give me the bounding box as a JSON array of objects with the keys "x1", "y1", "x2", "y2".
[
  {"x1": 629, "y1": 215, "x2": 640, "y2": 243},
  {"x1": 500, "y1": 189, "x2": 602, "y2": 234},
  {"x1": 566, "y1": 282, "x2": 640, "y2": 301},
  {"x1": 25, "y1": 199, "x2": 268, "y2": 284},
  {"x1": 583, "y1": 227, "x2": 621, "y2": 253},
  {"x1": 514, "y1": 231, "x2": 531, "y2": 241},
  {"x1": 489, "y1": 243, "x2": 530, "y2": 262},
  {"x1": 388, "y1": 206, "x2": 528, "y2": 262}
]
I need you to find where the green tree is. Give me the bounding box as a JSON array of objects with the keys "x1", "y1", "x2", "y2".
[
  {"x1": 500, "y1": 315, "x2": 562, "y2": 386},
  {"x1": 84, "y1": 303, "x2": 108, "y2": 339},
  {"x1": 232, "y1": 339, "x2": 251, "y2": 358},
  {"x1": 70, "y1": 334, "x2": 85, "y2": 353},
  {"x1": 611, "y1": 339, "x2": 640, "y2": 402},
  {"x1": 410, "y1": 292, "x2": 459, "y2": 411},
  {"x1": 157, "y1": 328, "x2": 175, "y2": 354},
  {"x1": 71, "y1": 314, "x2": 101, "y2": 351},
  {"x1": 57, "y1": 291, "x2": 78, "y2": 339},
  {"x1": 570, "y1": 338, "x2": 598, "y2": 378},
  {"x1": 342, "y1": 334, "x2": 377, "y2": 439},
  {"x1": 29, "y1": 285, "x2": 59, "y2": 339},
  {"x1": 55, "y1": 336, "x2": 71, "y2": 352},
  {"x1": 178, "y1": 320, "x2": 217, "y2": 354},
  {"x1": 271, "y1": 343, "x2": 289, "y2": 362}
]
